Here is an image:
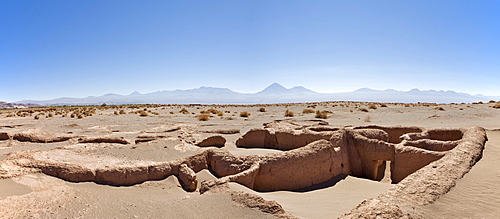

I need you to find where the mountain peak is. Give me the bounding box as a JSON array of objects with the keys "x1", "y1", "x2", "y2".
[{"x1": 258, "y1": 83, "x2": 288, "y2": 94}]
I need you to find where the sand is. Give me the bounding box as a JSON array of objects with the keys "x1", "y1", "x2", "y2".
[{"x1": 1, "y1": 102, "x2": 499, "y2": 218}]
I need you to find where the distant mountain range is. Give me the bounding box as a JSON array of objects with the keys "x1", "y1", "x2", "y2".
[{"x1": 13, "y1": 83, "x2": 499, "y2": 106}]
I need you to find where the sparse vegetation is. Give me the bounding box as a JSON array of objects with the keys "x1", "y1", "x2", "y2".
[
  {"x1": 240, "y1": 111, "x2": 250, "y2": 117},
  {"x1": 358, "y1": 108, "x2": 369, "y2": 112},
  {"x1": 364, "y1": 116, "x2": 371, "y2": 122},
  {"x1": 302, "y1": 109, "x2": 315, "y2": 114},
  {"x1": 259, "y1": 108, "x2": 266, "y2": 112},
  {"x1": 139, "y1": 111, "x2": 149, "y2": 116},
  {"x1": 179, "y1": 108, "x2": 189, "y2": 114},
  {"x1": 198, "y1": 114, "x2": 210, "y2": 121},
  {"x1": 491, "y1": 104, "x2": 500, "y2": 109},
  {"x1": 284, "y1": 110, "x2": 294, "y2": 117},
  {"x1": 380, "y1": 103, "x2": 388, "y2": 107},
  {"x1": 315, "y1": 110, "x2": 328, "y2": 119},
  {"x1": 435, "y1": 107, "x2": 445, "y2": 111},
  {"x1": 368, "y1": 104, "x2": 377, "y2": 110}
]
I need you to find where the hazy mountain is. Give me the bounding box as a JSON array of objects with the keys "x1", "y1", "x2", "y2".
[
  {"x1": 0, "y1": 101, "x2": 40, "y2": 109},
  {"x1": 15, "y1": 83, "x2": 499, "y2": 106}
]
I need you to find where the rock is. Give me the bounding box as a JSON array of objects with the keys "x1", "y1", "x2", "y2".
[{"x1": 195, "y1": 135, "x2": 226, "y2": 147}]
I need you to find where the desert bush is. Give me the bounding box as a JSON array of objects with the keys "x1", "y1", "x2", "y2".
[
  {"x1": 77, "y1": 114, "x2": 84, "y2": 119},
  {"x1": 364, "y1": 116, "x2": 371, "y2": 122},
  {"x1": 491, "y1": 104, "x2": 500, "y2": 109},
  {"x1": 284, "y1": 110, "x2": 294, "y2": 117},
  {"x1": 119, "y1": 110, "x2": 126, "y2": 114},
  {"x1": 240, "y1": 111, "x2": 250, "y2": 117},
  {"x1": 198, "y1": 114, "x2": 210, "y2": 121},
  {"x1": 358, "y1": 108, "x2": 369, "y2": 112},
  {"x1": 34, "y1": 115, "x2": 40, "y2": 120},
  {"x1": 488, "y1": 100, "x2": 496, "y2": 104},
  {"x1": 435, "y1": 107, "x2": 445, "y2": 111},
  {"x1": 169, "y1": 111, "x2": 174, "y2": 114},
  {"x1": 179, "y1": 108, "x2": 189, "y2": 114},
  {"x1": 303, "y1": 109, "x2": 315, "y2": 114},
  {"x1": 139, "y1": 111, "x2": 149, "y2": 116},
  {"x1": 217, "y1": 111, "x2": 224, "y2": 116},
  {"x1": 380, "y1": 103, "x2": 388, "y2": 107},
  {"x1": 368, "y1": 104, "x2": 377, "y2": 109},
  {"x1": 114, "y1": 111, "x2": 119, "y2": 115},
  {"x1": 259, "y1": 108, "x2": 266, "y2": 112},
  {"x1": 315, "y1": 110, "x2": 328, "y2": 119}
]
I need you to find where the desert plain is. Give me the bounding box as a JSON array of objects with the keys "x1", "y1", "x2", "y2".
[{"x1": 0, "y1": 101, "x2": 499, "y2": 218}]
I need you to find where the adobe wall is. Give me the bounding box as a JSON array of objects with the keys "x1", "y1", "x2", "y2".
[{"x1": 0, "y1": 124, "x2": 487, "y2": 218}]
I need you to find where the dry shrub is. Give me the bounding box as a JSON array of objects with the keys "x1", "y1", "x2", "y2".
[
  {"x1": 259, "y1": 108, "x2": 266, "y2": 112},
  {"x1": 198, "y1": 114, "x2": 210, "y2": 121},
  {"x1": 179, "y1": 108, "x2": 189, "y2": 114},
  {"x1": 225, "y1": 117, "x2": 234, "y2": 120},
  {"x1": 358, "y1": 108, "x2": 369, "y2": 112},
  {"x1": 302, "y1": 109, "x2": 315, "y2": 114},
  {"x1": 491, "y1": 104, "x2": 500, "y2": 109},
  {"x1": 119, "y1": 110, "x2": 126, "y2": 114},
  {"x1": 217, "y1": 111, "x2": 224, "y2": 116},
  {"x1": 435, "y1": 107, "x2": 445, "y2": 111},
  {"x1": 114, "y1": 111, "x2": 119, "y2": 115},
  {"x1": 139, "y1": 111, "x2": 149, "y2": 116},
  {"x1": 169, "y1": 111, "x2": 174, "y2": 114},
  {"x1": 368, "y1": 104, "x2": 377, "y2": 109},
  {"x1": 284, "y1": 110, "x2": 294, "y2": 117},
  {"x1": 380, "y1": 103, "x2": 388, "y2": 107},
  {"x1": 240, "y1": 111, "x2": 250, "y2": 117},
  {"x1": 364, "y1": 116, "x2": 371, "y2": 122},
  {"x1": 315, "y1": 110, "x2": 328, "y2": 119},
  {"x1": 34, "y1": 115, "x2": 40, "y2": 120}
]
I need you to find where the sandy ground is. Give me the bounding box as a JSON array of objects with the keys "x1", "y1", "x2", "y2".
[{"x1": 1, "y1": 102, "x2": 499, "y2": 218}]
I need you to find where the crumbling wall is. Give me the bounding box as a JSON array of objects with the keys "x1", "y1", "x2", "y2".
[{"x1": 253, "y1": 139, "x2": 346, "y2": 191}]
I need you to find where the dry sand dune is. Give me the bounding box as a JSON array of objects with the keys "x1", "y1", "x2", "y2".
[{"x1": 0, "y1": 102, "x2": 499, "y2": 218}]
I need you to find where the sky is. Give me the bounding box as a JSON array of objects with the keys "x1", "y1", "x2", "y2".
[{"x1": 1, "y1": 1, "x2": 499, "y2": 102}]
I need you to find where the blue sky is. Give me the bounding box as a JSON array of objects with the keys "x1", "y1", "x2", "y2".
[{"x1": 1, "y1": 1, "x2": 499, "y2": 102}]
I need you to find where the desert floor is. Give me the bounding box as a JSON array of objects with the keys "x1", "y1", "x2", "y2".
[{"x1": 1, "y1": 101, "x2": 499, "y2": 218}]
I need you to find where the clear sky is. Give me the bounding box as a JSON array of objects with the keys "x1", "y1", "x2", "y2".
[{"x1": 1, "y1": 1, "x2": 499, "y2": 102}]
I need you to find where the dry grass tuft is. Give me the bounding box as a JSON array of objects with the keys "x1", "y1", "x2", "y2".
[
  {"x1": 491, "y1": 104, "x2": 500, "y2": 109},
  {"x1": 284, "y1": 110, "x2": 294, "y2": 117},
  {"x1": 364, "y1": 116, "x2": 371, "y2": 122},
  {"x1": 198, "y1": 114, "x2": 210, "y2": 121},
  {"x1": 358, "y1": 108, "x2": 369, "y2": 112},
  {"x1": 380, "y1": 103, "x2": 388, "y2": 107},
  {"x1": 368, "y1": 104, "x2": 377, "y2": 109},
  {"x1": 240, "y1": 111, "x2": 250, "y2": 117},
  {"x1": 259, "y1": 108, "x2": 266, "y2": 112},
  {"x1": 315, "y1": 110, "x2": 328, "y2": 119},
  {"x1": 302, "y1": 109, "x2": 315, "y2": 114},
  {"x1": 139, "y1": 111, "x2": 149, "y2": 116},
  {"x1": 435, "y1": 107, "x2": 445, "y2": 111},
  {"x1": 179, "y1": 108, "x2": 189, "y2": 114}
]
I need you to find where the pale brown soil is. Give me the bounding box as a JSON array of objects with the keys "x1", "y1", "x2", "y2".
[{"x1": 1, "y1": 102, "x2": 499, "y2": 218}]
